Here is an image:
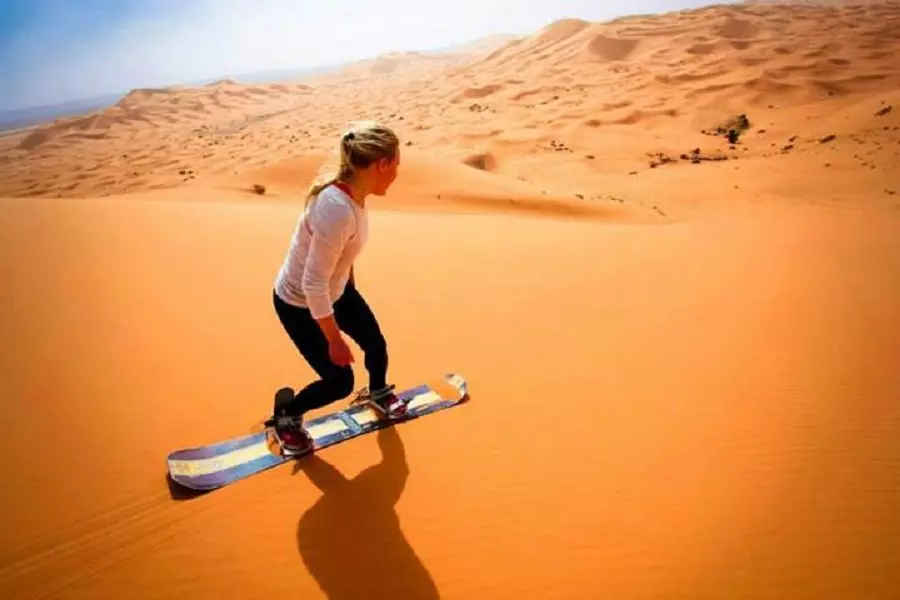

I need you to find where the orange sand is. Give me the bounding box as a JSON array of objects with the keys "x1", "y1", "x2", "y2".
[{"x1": 2, "y1": 1, "x2": 900, "y2": 598}]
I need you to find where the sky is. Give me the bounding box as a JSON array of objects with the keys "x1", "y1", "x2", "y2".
[{"x1": 0, "y1": 0, "x2": 737, "y2": 111}]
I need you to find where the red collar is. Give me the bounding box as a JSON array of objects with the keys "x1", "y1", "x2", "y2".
[{"x1": 333, "y1": 181, "x2": 354, "y2": 200}]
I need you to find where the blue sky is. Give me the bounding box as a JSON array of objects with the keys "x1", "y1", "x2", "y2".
[{"x1": 0, "y1": 0, "x2": 736, "y2": 111}]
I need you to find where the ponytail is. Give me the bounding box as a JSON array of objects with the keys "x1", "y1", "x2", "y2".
[
  {"x1": 304, "y1": 162, "x2": 354, "y2": 209},
  {"x1": 304, "y1": 175, "x2": 338, "y2": 209}
]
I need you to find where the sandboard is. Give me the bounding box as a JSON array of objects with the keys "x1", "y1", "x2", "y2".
[{"x1": 167, "y1": 373, "x2": 468, "y2": 491}]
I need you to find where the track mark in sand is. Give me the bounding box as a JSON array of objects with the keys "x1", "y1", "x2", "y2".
[{"x1": 0, "y1": 483, "x2": 218, "y2": 598}]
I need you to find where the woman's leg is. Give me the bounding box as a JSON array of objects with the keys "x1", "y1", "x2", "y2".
[
  {"x1": 272, "y1": 290, "x2": 355, "y2": 417},
  {"x1": 333, "y1": 282, "x2": 389, "y2": 392}
]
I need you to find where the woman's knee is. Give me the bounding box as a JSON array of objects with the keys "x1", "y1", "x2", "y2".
[{"x1": 327, "y1": 366, "x2": 355, "y2": 398}]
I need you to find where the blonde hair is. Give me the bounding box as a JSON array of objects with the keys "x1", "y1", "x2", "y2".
[{"x1": 305, "y1": 121, "x2": 399, "y2": 206}]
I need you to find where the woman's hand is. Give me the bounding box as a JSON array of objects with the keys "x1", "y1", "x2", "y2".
[
  {"x1": 328, "y1": 334, "x2": 354, "y2": 366},
  {"x1": 316, "y1": 314, "x2": 354, "y2": 366}
]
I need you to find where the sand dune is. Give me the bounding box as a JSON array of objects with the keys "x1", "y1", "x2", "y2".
[
  {"x1": 2, "y1": 2, "x2": 898, "y2": 204},
  {"x1": 3, "y1": 1, "x2": 897, "y2": 203},
  {"x1": 2, "y1": 2, "x2": 900, "y2": 599}
]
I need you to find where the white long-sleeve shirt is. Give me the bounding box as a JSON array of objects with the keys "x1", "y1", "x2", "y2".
[{"x1": 273, "y1": 184, "x2": 368, "y2": 319}]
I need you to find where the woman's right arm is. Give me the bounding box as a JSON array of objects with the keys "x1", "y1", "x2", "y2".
[
  {"x1": 315, "y1": 314, "x2": 342, "y2": 343},
  {"x1": 301, "y1": 199, "x2": 354, "y2": 338}
]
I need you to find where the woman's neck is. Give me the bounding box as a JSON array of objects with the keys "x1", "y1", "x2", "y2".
[{"x1": 337, "y1": 178, "x2": 370, "y2": 208}]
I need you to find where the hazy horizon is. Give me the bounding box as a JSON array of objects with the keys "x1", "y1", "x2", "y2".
[{"x1": 1, "y1": 0, "x2": 740, "y2": 112}]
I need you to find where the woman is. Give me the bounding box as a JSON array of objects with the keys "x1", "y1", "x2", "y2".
[{"x1": 270, "y1": 121, "x2": 404, "y2": 455}]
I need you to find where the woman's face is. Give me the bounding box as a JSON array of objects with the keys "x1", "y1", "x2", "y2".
[{"x1": 371, "y1": 148, "x2": 400, "y2": 196}]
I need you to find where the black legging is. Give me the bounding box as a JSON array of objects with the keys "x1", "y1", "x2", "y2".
[{"x1": 273, "y1": 282, "x2": 389, "y2": 417}]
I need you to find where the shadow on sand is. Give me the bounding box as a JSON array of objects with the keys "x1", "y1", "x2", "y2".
[
  {"x1": 293, "y1": 426, "x2": 439, "y2": 599},
  {"x1": 166, "y1": 473, "x2": 210, "y2": 501}
]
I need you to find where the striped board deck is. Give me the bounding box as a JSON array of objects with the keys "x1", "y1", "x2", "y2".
[{"x1": 167, "y1": 373, "x2": 468, "y2": 491}]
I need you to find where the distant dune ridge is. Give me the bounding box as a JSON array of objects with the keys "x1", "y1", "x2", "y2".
[
  {"x1": 1, "y1": 0, "x2": 898, "y2": 201},
  {"x1": 2, "y1": 3, "x2": 900, "y2": 599}
]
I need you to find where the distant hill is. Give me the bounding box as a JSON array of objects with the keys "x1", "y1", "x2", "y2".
[
  {"x1": 0, "y1": 69, "x2": 333, "y2": 133},
  {"x1": 0, "y1": 33, "x2": 516, "y2": 131},
  {"x1": 424, "y1": 34, "x2": 521, "y2": 56},
  {"x1": 0, "y1": 94, "x2": 125, "y2": 132}
]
